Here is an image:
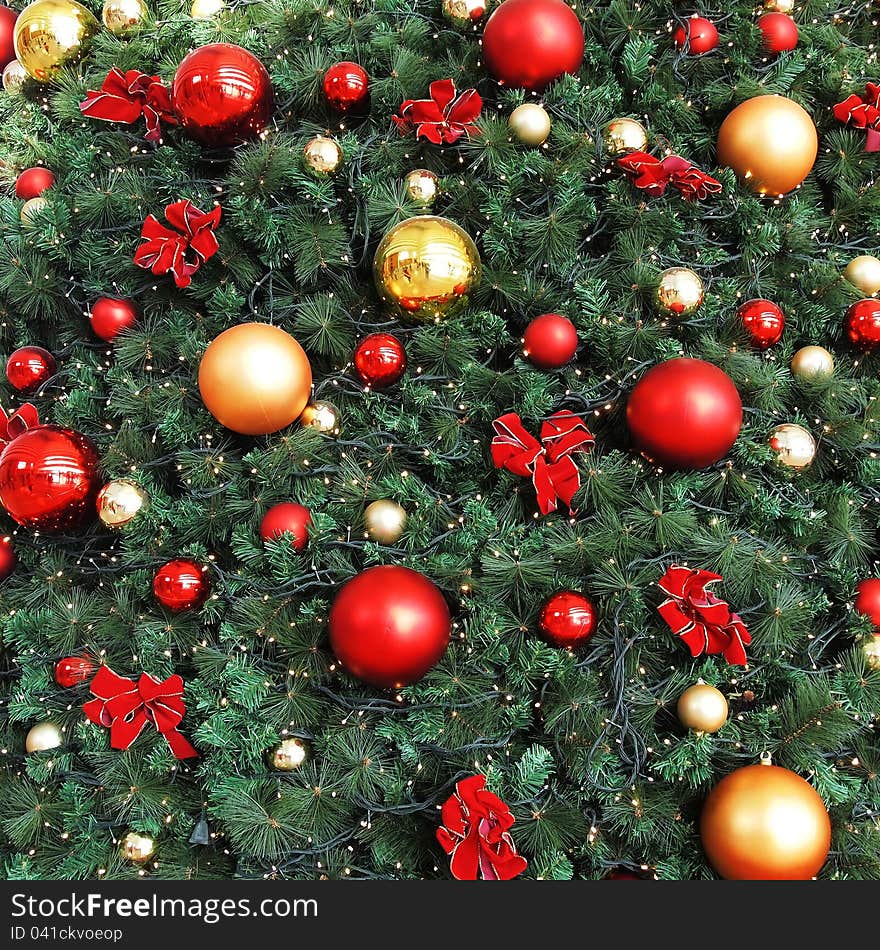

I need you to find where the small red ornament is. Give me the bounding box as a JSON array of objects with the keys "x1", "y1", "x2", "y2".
[
  {"x1": 323, "y1": 61, "x2": 369, "y2": 112},
  {"x1": 15, "y1": 167, "x2": 55, "y2": 201},
  {"x1": 482, "y1": 0, "x2": 585, "y2": 91},
  {"x1": 354, "y1": 333, "x2": 407, "y2": 388},
  {"x1": 626, "y1": 358, "x2": 742, "y2": 469},
  {"x1": 6, "y1": 346, "x2": 57, "y2": 393},
  {"x1": 673, "y1": 17, "x2": 719, "y2": 54},
  {"x1": 738, "y1": 298, "x2": 784, "y2": 349},
  {"x1": 329, "y1": 565, "x2": 451, "y2": 688},
  {"x1": 152, "y1": 559, "x2": 211, "y2": 613},
  {"x1": 523, "y1": 313, "x2": 578, "y2": 369},
  {"x1": 55, "y1": 655, "x2": 96, "y2": 688},
  {"x1": 539, "y1": 590, "x2": 597, "y2": 648},
  {"x1": 855, "y1": 578, "x2": 880, "y2": 627},
  {"x1": 90, "y1": 297, "x2": 138, "y2": 342},
  {"x1": 758, "y1": 13, "x2": 798, "y2": 53},
  {"x1": 845, "y1": 299, "x2": 880, "y2": 350},
  {"x1": 0, "y1": 535, "x2": 15, "y2": 581},
  {"x1": 0, "y1": 6, "x2": 17, "y2": 70},
  {"x1": 260, "y1": 502, "x2": 311, "y2": 552}
]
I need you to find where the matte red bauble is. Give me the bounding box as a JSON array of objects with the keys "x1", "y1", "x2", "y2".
[
  {"x1": 152, "y1": 558, "x2": 211, "y2": 613},
  {"x1": 15, "y1": 167, "x2": 55, "y2": 200},
  {"x1": 758, "y1": 13, "x2": 798, "y2": 53},
  {"x1": 0, "y1": 425, "x2": 100, "y2": 531},
  {"x1": 323, "y1": 61, "x2": 369, "y2": 112},
  {"x1": 845, "y1": 299, "x2": 880, "y2": 350},
  {"x1": 855, "y1": 578, "x2": 880, "y2": 628},
  {"x1": 172, "y1": 43, "x2": 273, "y2": 148},
  {"x1": 0, "y1": 535, "x2": 15, "y2": 581},
  {"x1": 260, "y1": 502, "x2": 311, "y2": 552},
  {"x1": 354, "y1": 333, "x2": 407, "y2": 388},
  {"x1": 54, "y1": 654, "x2": 96, "y2": 688},
  {"x1": 539, "y1": 590, "x2": 596, "y2": 648},
  {"x1": 523, "y1": 313, "x2": 578, "y2": 369},
  {"x1": 90, "y1": 298, "x2": 138, "y2": 342},
  {"x1": 6, "y1": 346, "x2": 56, "y2": 393},
  {"x1": 482, "y1": 0, "x2": 585, "y2": 91},
  {"x1": 0, "y1": 5, "x2": 17, "y2": 70},
  {"x1": 329, "y1": 565, "x2": 451, "y2": 688},
  {"x1": 673, "y1": 17, "x2": 718, "y2": 54},
  {"x1": 738, "y1": 298, "x2": 784, "y2": 349},
  {"x1": 626, "y1": 358, "x2": 742, "y2": 469}
]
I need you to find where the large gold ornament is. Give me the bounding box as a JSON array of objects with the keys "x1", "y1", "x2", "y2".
[
  {"x1": 654, "y1": 267, "x2": 704, "y2": 316},
  {"x1": 509, "y1": 102, "x2": 551, "y2": 146},
  {"x1": 844, "y1": 254, "x2": 880, "y2": 296},
  {"x1": 191, "y1": 0, "x2": 225, "y2": 16},
  {"x1": 2, "y1": 60, "x2": 28, "y2": 94},
  {"x1": 26, "y1": 720, "x2": 63, "y2": 752},
  {"x1": 442, "y1": 0, "x2": 488, "y2": 26},
  {"x1": 102, "y1": 0, "x2": 144, "y2": 34},
  {"x1": 677, "y1": 682, "x2": 728, "y2": 733},
  {"x1": 791, "y1": 345, "x2": 834, "y2": 381},
  {"x1": 769, "y1": 423, "x2": 816, "y2": 469},
  {"x1": 269, "y1": 737, "x2": 309, "y2": 771},
  {"x1": 364, "y1": 499, "x2": 407, "y2": 544},
  {"x1": 14, "y1": 0, "x2": 100, "y2": 81},
  {"x1": 404, "y1": 168, "x2": 440, "y2": 206},
  {"x1": 303, "y1": 135, "x2": 343, "y2": 175},
  {"x1": 300, "y1": 400, "x2": 340, "y2": 436},
  {"x1": 603, "y1": 117, "x2": 648, "y2": 155},
  {"x1": 120, "y1": 831, "x2": 155, "y2": 863},
  {"x1": 20, "y1": 195, "x2": 48, "y2": 227},
  {"x1": 373, "y1": 215, "x2": 481, "y2": 322},
  {"x1": 97, "y1": 478, "x2": 148, "y2": 528}
]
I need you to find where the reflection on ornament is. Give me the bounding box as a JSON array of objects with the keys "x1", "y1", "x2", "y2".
[
  {"x1": 769, "y1": 423, "x2": 816, "y2": 469},
  {"x1": 509, "y1": 102, "x2": 551, "y2": 146},
  {"x1": 96, "y1": 478, "x2": 148, "y2": 528},
  {"x1": 2, "y1": 59, "x2": 27, "y2": 93},
  {"x1": 190, "y1": 0, "x2": 224, "y2": 16},
  {"x1": 120, "y1": 831, "x2": 155, "y2": 863},
  {"x1": 364, "y1": 499, "x2": 407, "y2": 544},
  {"x1": 404, "y1": 168, "x2": 439, "y2": 206},
  {"x1": 102, "y1": 0, "x2": 144, "y2": 34},
  {"x1": 303, "y1": 134, "x2": 342, "y2": 174},
  {"x1": 26, "y1": 720, "x2": 63, "y2": 752},
  {"x1": 790, "y1": 345, "x2": 834, "y2": 380},
  {"x1": 13, "y1": 0, "x2": 99, "y2": 81},
  {"x1": 654, "y1": 267, "x2": 703, "y2": 316},
  {"x1": 844, "y1": 255, "x2": 880, "y2": 296},
  {"x1": 20, "y1": 195, "x2": 48, "y2": 227},
  {"x1": 300, "y1": 400, "x2": 340, "y2": 435},
  {"x1": 603, "y1": 117, "x2": 647, "y2": 154},
  {"x1": 269, "y1": 737, "x2": 309, "y2": 771}
]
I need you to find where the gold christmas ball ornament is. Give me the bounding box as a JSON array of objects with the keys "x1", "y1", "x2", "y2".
[
  {"x1": 14, "y1": 0, "x2": 100, "y2": 81},
  {"x1": 769, "y1": 423, "x2": 816, "y2": 470},
  {"x1": 404, "y1": 168, "x2": 440, "y2": 206},
  {"x1": 102, "y1": 0, "x2": 144, "y2": 34},
  {"x1": 509, "y1": 102, "x2": 551, "y2": 146},
  {"x1": 844, "y1": 255, "x2": 880, "y2": 296},
  {"x1": 25, "y1": 720, "x2": 63, "y2": 752},
  {"x1": 269, "y1": 737, "x2": 309, "y2": 771},
  {"x1": 764, "y1": 0, "x2": 794, "y2": 12},
  {"x1": 373, "y1": 215, "x2": 481, "y2": 322},
  {"x1": 791, "y1": 345, "x2": 834, "y2": 381},
  {"x1": 654, "y1": 267, "x2": 704, "y2": 316},
  {"x1": 677, "y1": 682, "x2": 728, "y2": 734},
  {"x1": 2, "y1": 60, "x2": 28, "y2": 94},
  {"x1": 96, "y1": 478, "x2": 148, "y2": 528},
  {"x1": 20, "y1": 195, "x2": 48, "y2": 227},
  {"x1": 190, "y1": 0, "x2": 225, "y2": 16},
  {"x1": 603, "y1": 117, "x2": 648, "y2": 155},
  {"x1": 442, "y1": 0, "x2": 488, "y2": 26},
  {"x1": 364, "y1": 499, "x2": 408, "y2": 544},
  {"x1": 863, "y1": 634, "x2": 880, "y2": 670},
  {"x1": 303, "y1": 135, "x2": 343, "y2": 175},
  {"x1": 120, "y1": 831, "x2": 155, "y2": 863},
  {"x1": 300, "y1": 400, "x2": 340, "y2": 436}
]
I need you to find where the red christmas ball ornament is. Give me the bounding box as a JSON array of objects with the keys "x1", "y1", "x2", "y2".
[
  {"x1": 758, "y1": 13, "x2": 798, "y2": 53},
  {"x1": 855, "y1": 578, "x2": 880, "y2": 628},
  {"x1": 89, "y1": 297, "x2": 138, "y2": 342},
  {"x1": 738, "y1": 298, "x2": 784, "y2": 349},
  {"x1": 260, "y1": 502, "x2": 311, "y2": 552},
  {"x1": 626, "y1": 358, "x2": 742, "y2": 469},
  {"x1": 152, "y1": 558, "x2": 211, "y2": 613},
  {"x1": 523, "y1": 313, "x2": 578, "y2": 369},
  {"x1": 0, "y1": 6, "x2": 17, "y2": 71},
  {"x1": 54, "y1": 655, "x2": 96, "y2": 688},
  {"x1": 329, "y1": 565, "x2": 451, "y2": 688},
  {"x1": 539, "y1": 590, "x2": 597, "y2": 648},
  {"x1": 482, "y1": 0, "x2": 585, "y2": 91},
  {"x1": 0, "y1": 535, "x2": 15, "y2": 581},
  {"x1": 15, "y1": 167, "x2": 55, "y2": 201},
  {"x1": 6, "y1": 346, "x2": 56, "y2": 393},
  {"x1": 172, "y1": 43, "x2": 273, "y2": 148},
  {"x1": 354, "y1": 333, "x2": 407, "y2": 388},
  {"x1": 673, "y1": 16, "x2": 719, "y2": 54},
  {"x1": 323, "y1": 61, "x2": 369, "y2": 112},
  {"x1": 845, "y1": 299, "x2": 880, "y2": 351}
]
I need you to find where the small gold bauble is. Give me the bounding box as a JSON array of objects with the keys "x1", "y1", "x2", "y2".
[
  {"x1": 677, "y1": 682, "x2": 728, "y2": 733},
  {"x1": 864, "y1": 635, "x2": 880, "y2": 670},
  {"x1": 441, "y1": 0, "x2": 488, "y2": 26},
  {"x1": 654, "y1": 267, "x2": 704, "y2": 316},
  {"x1": 509, "y1": 102, "x2": 551, "y2": 146},
  {"x1": 120, "y1": 831, "x2": 155, "y2": 863},
  {"x1": 404, "y1": 168, "x2": 440, "y2": 206},
  {"x1": 96, "y1": 478, "x2": 148, "y2": 528},
  {"x1": 20, "y1": 195, "x2": 49, "y2": 227},
  {"x1": 844, "y1": 255, "x2": 880, "y2": 296},
  {"x1": 269, "y1": 737, "x2": 309, "y2": 771},
  {"x1": 791, "y1": 345, "x2": 834, "y2": 381},
  {"x1": 102, "y1": 0, "x2": 144, "y2": 34},
  {"x1": 190, "y1": 0, "x2": 225, "y2": 16},
  {"x1": 2, "y1": 60, "x2": 28, "y2": 94},
  {"x1": 300, "y1": 399, "x2": 340, "y2": 436},
  {"x1": 14, "y1": 0, "x2": 100, "y2": 81},
  {"x1": 303, "y1": 135, "x2": 343, "y2": 175},
  {"x1": 364, "y1": 499, "x2": 407, "y2": 544},
  {"x1": 764, "y1": 0, "x2": 794, "y2": 12},
  {"x1": 603, "y1": 117, "x2": 648, "y2": 154},
  {"x1": 769, "y1": 423, "x2": 816, "y2": 469},
  {"x1": 26, "y1": 720, "x2": 63, "y2": 752}
]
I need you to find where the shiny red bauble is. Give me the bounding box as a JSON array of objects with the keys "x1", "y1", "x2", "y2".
[
  {"x1": 626, "y1": 357, "x2": 742, "y2": 469},
  {"x1": 523, "y1": 313, "x2": 578, "y2": 369},
  {"x1": 845, "y1": 299, "x2": 880, "y2": 351},
  {"x1": 54, "y1": 655, "x2": 96, "y2": 688},
  {"x1": 152, "y1": 558, "x2": 211, "y2": 613},
  {"x1": 855, "y1": 578, "x2": 880, "y2": 628},
  {"x1": 482, "y1": 0, "x2": 585, "y2": 91},
  {"x1": 329, "y1": 565, "x2": 451, "y2": 688},
  {"x1": 354, "y1": 333, "x2": 407, "y2": 388},
  {"x1": 539, "y1": 590, "x2": 597, "y2": 648},
  {"x1": 0, "y1": 425, "x2": 100, "y2": 531},
  {"x1": 260, "y1": 502, "x2": 311, "y2": 552},
  {"x1": 15, "y1": 167, "x2": 55, "y2": 201},
  {"x1": 0, "y1": 535, "x2": 15, "y2": 581},
  {"x1": 758, "y1": 13, "x2": 798, "y2": 53},
  {"x1": 172, "y1": 43, "x2": 273, "y2": 148},
  {"x1": 6, "y1": 346, "x2": 56, "y2": 393},
  {"x1": 738, "y1": 298, "x2": 784, "y2": 349},
  {"x1": 323, "y1": 61, "x2": 369, "y2": 112},
  {"x1": 89, "y1": 297, "x2": 138, "y2": 342},
  {"x1": 673, "y1": 17, "x2": 718, "y2": 54},
  {"x1": 0, "y1": 6, "x2": 17, "y2": 70}
]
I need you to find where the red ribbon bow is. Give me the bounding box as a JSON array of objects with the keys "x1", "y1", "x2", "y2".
[
  {"x1": 833, "y1": 83, "x2": 880, "y2": 151},
  {"x1": 657, "y1": 565, "x2": 751, "y2": 666},
  {"x1": 83, "y1": 665, "x2": 198, "y2": 759},
  {"x1": 134, "y1": 200, "x2": 221, "y2": 288},
  {"x1": 491, "y1": 410, "x2": 594, "y2": 515},
  {"x1": 393, "y1": 78, "x2": 482, "y2": 145},
  {"x1": 79, "y1": 68, "x2": 177, "y2": 143},
  {"x1": 436, "y1": 775, "x2": 527, "y2": 881},
  {"x1": 0, "y1": 403, "x2": 39, "y2": 446},
  {"x1": 617, "y1": 152, "x2": 722, "y2": 201}
]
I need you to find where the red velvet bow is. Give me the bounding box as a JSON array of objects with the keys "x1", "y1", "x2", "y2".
[
  {"x1": 0, "y1": 403, "x2": 39, "y2": 446},
  {"x1": 393, "y1": 79, "x2": 482, "y2": 144},
  {"x1": 79, "y1": 68, "x2": 177, "y2": 143},
  {"x1": 491, "y1": 410, "x2": 594, "y2": 515},
  {"x1": 617, "y1": 152, "x2": 722, "y2": 201},
  {"x1": 657, "y1": 565, "x2": 751, "y2": 666},
  {"x1": 833, "y1": 83, "x2": 880, "y2": 152},
  {"x1": 436, "y1": 775, "x2": 527, "y2": 881},
  {"x1": 134, "y1": 200, "x2": 221, "y2": 288},
  {"x1": 84, "y1": 665, "x2": 198, "y2": 759}
]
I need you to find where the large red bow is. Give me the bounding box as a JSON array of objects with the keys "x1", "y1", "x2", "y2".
[
  {"x1": 617, "y1": 152, "x2": 722, "y2": 201},
  {"x1": 83, "y1": 665, "x2": 198, "y2": 759},
  {"x1": 436, "y1": 775, "x2": 527, "y2": 881},
  {"x1": 657, "y1": 565, "x2": 751, "y2": 666},
  {"x1": 833, "y1": 83, "x2": 880, "y2": 152},
  {"x1": 134, "y1": 200, "x2": 221, "y2": 288},
  {"x1": 79, "y1": 68, "x2": 177, "y2": 143},
  {"x1": 393, "y1": 79, "x2": 482, "y2": 145},
  {"x1": 491, "y1": 410, "x2": 594, "y2": 515},
  {"x1": 0, "y1": 403, "x2": 39, "y2": 446}
]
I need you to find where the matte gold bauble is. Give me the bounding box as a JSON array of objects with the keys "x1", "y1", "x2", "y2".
[
  {"x1": 442, "y1": 0, "x2": 488, "y2": 26},
  {"x1": 300, "y1": 400, "x2": 340, "y2": 435},
  {"x1": 2, "y1": 60, "x2": 28, "y2": 94},
  {"x1": 25, "y1": 720, "x2": 63, "y2": 752},
  {"x1": 303, "y1": 134, "x2": 342, "y2": 174},
  {"x1": 864, "y1": 634, "x2": 880, "y2": 670},
  {"x1": 364, "y1": 499, "x2": 407, "y2": 544},
  {"x1": 716, "y1": 95, "x2": 817, "y2": 196},
  {"x1": 102, "y1": 0, "x2": 144, "y2": 34},
  {"x1": 769, "y1": 423, "x2": 816, "y2": 469},
  {"x1": 190, "y1": 0, "x2": 225, "y2": 16},
  {"x1": 269, "y1": 737, "x2": 309, "y2": 771},
  {"x1": 373, "y1": 215, "x2": 481, "y2": 322},
  {"x1": 509, "y1": 102, "x2": 551, "y2": 146},
  {"x1": 404, "y1": 168, "x2": 439, "y2": 206},
  {"x1": 791, "y1": 345, "x2": 834, "y2": 381},
  {"x1": 20, "y1": 195, "x2": 48, "y2": 227},
  {"x1": 120, "y1": 831, "x2": 155, "y2": 863},
  {"x1": 14, "y1": 0, "x2": 100, "y2": 81},
  {"x1": 654, "y1": 267, "x2": 704, "y2": 316},
  {"x1": 844, "y1": 255, "x2": 880, "y2": 296},
  {"x1": 764, "y1": 0, "x2": 794, "y2": 12},
  {"x1": 603, "y1": 117, "x2": 648, "y2": 154},
  {"x1": 677, "y1": 682, "x2": 728, "y2": 733},
  {"x1": 96, "y1": 478, "x2": 148, "y2": 528}
]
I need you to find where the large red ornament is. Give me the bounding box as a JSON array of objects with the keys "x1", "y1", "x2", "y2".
[
  {"x1": 323, "y1": 61, "x2": 369, "y2": 112},
  {"x1": 171, "y1": 43, "x2": 273, "y2": 148},
  {"x1": 15, "y1": 167, "x2": 55, "y2": 201},
  {"x1": 855, "y1": 578, "x2": 880, "y2": 627},
  {"x1": 260, "y1": 502, "x2": 311, "y2": 552},
  {"x1": 153, "y1": 558, "x2": 211, "y2": 613},
  {"x1": 738, "y1": 298, "x2": 784, "y2": 349},
  {"x1": 55, "y1": 654, "x2": 96, "y2": 688},
  {"x1": 482, "y1": 0, "x2": 584, "y2": 91},
  {"x1": 0, "y1": 535, "x2": 14, "y2": 581},
  {"x1": 354, "y1": 333, "x2": 407, "y2": 388},
  {"x1": 673, "y1": 17, "x2": 718, "y2": 54},
  {"x1": 523, "y1": 313, "x2": 578, "y2": 369},
  {"x1": 6, "y1": 346, "x2": 56, "y2": 393},
  {"x1": 626, "y1": 357, "x2": 742, "y2": 469},
  {"x1": 539, "y1": 590, "x2": 596, "y2": 648},
  {"x1": 0, "y1": 5, "x2": 17, "y2": 70},
  {"x1": 329, "y1": 565, "x2": 451, "y2": 688},
  {"x1": 758, "y1": 13, "x2": 798, "y2": 53},
  {"x1": 90, "y1": 297, "x2": 138, "y2": 342},
  {"x1": 845, "y1": 299, "x2": 880, "y2": 350}
]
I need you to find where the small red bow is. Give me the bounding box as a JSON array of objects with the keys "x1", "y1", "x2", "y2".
[
  {"x1": 491, "y1": 410, "x2": 594, "y2": 515},
  {"x1": 134, "y1": 200, "x2": 221, "y2": 288},
  {"x1": 657, "y1": 565, "x2": 751, "y2": 666},
  {"x1": 393, "y1": 78, "x2": 482, "y2": 144},
  {"x1": 833, "y1": 83, "x2": 880, "y2": 151},
  {"x1": 79, "y1": 68, "x2": 177, "y2": 143},
  {"x1": 437, "y1": 775, "x2": 527, "y2": 881},
  {"x1": 617, "y1": 152, "x2": 722, "y2": 201},
  {"x1": 84, "y1": 665, "x2": 198, "y2": 759},
  {"x1": 0, "y1": 403, "x2": 39, "y2": 446}
]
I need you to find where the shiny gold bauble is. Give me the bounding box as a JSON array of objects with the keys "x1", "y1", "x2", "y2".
[
  {"x1": 14, "y1": 0, "x2": 100, "y2": 81},
  {"x1": 442, "y1": 0, "x2": 488, "y2": 26},
  {"x1": 120, "y1": 831, "x2": 155, "y2": 863},
  {"x1": 198, "y1": 323, "x2": 313, "y2": 436},
  {"x1": 300, "y1": 399, "x2": 340, "y2": 435},
  {"x1": 303, "y1": 135, "x2": 343, "y2": 175},
  {"x1": 769, "y1": 423, "x2": 816, "y2": 470},
  {"x1": 20, "y1": 195, "x2": 48, "y2": 227},
  {"x1": 509, "y1": 102, "x2": 551, "y2": 146},
  {"x1": 102, "y1": 0, "x2": 144, "y2": 34},
  {"x1": 97, "y1": 478, "x2": 148, "y2": 528},
  {"x1": 677, "y1": 682, "x2": 728, "y2": 733},
  {"x1": 864, "y1": 634, "x2": 880, "y2": 670},
  {"x1": 791, "y1": 345, "x2": 834, "y2": 381},
  {"x1": 190, "y1": 0, "x2": 225, "y2": 16},
  {"x1": 716, "y1": 95, "x2": 817, "y2": 196},
  {"x1": 2, "y1": 60, "x2": 28, "y2": 94},
  {"x1": 404, "y1": 168, "x2": 440, "y2": 206},
  {"x1": 844, "y1": 254, "x2": 880, "y2": 296},
  {"x1": 700, "y1": 761, "x2": 831, "y2": 879},
  {"x1": 654, "y1": 267, "x2": 704, "y2": 316},
  {"x1": 25, "y1": 720, "x2": 63, "y2": 752},
  {"x1": 373, "y1": 215, "x2": 481, "y2": 322},
  {"x1": 269, "y1": 737, "x2": 309, "y2": 771},
  {"x1": 603, "y1": 117, "x2": 648, "y2": 155},
  {"x1": 364, "y1": 499, "x2": 407, "y2": 544},
  {"x1": 764, "y1": 0, "x2": 794, "y2": 12}
]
